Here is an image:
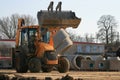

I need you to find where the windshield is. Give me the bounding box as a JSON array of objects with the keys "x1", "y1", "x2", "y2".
[{"x1": 21, "y1": 28, "x2": 37, "y2": 53}]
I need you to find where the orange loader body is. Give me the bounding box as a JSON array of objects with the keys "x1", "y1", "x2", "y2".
[{"x1": 16, "y1": 19, "x2": 58, "y2": 65}]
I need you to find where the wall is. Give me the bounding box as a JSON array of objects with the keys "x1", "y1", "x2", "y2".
[{"x1": 63, "y1": 42, "x2": 105, "y2": 55}]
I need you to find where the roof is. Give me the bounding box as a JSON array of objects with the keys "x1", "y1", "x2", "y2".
[
  {"x1": 0, "y1": 39, "x2": 15, "y2": 42},
  {"x1": 73, "y1": 42, "x2": 104, "y2": 45},
  {"x1": 0, "y1": 39, "x2": 15, "y2": 48}
]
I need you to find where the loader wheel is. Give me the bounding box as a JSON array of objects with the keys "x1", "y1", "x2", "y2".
[
  {"x1": 28, "y1": 58, "x2": 41, "y2": 73},
  {"x1": 15, "y1": 52, "x2": 28, "y2": 73},
  {"x1": 58, "y1": 57, "x2": 70, "y2": 73},
  {"x1": 42, "y1": 66, "x2": 53, "y2": 72}
]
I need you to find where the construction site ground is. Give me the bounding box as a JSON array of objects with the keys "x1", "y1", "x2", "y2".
[{"x1": 0, "y1": 69, "x2": 120, "y2": 80}]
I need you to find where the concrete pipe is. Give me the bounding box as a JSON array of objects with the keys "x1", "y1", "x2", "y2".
[
  {"x1": 107, "y1": 57, "x2": 120, "y2": 60},
  {"x1": 85, "y1": 56, "x2": 103, "y2": 61},
  {"x1": 53, "y1": 29, "x2": 70, "y2": 48},
  {"x1": 85, "y1": 56, "x2": 92, "y2": 60},
  {"x1": 65, "y1": 55, "x2": 85, "y2": 70},
  {"x1": 56, "y1": 37, "x2": 73, "y2": 54},
  {"x1": 108, "y1": 57, "x2": 120, "y2": 71},
  {"x1": 94, "y1": 59, "x2": 109, "y2": 71}
]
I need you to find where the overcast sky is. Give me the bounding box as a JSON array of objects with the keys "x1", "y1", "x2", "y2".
[{"x1": 0, "y1": 0, "x2": 120, "y2": 36}]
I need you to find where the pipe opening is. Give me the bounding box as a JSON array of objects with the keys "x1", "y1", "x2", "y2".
[
  {"x1": 74, "y1": 56, "x2": 84, "y2": 69},
  {"x1": 89, "y1": 63, "x2": 94, "y2": 68},
  {"x1": 99, "y1": 63, "x2": 104, "y2": 68},
  {"x1": 86, "y1": 57, "x2": 91, "y2": 60}
]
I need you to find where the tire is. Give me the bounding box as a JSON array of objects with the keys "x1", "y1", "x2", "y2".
[
  {"x1": 15, "y1": 52, "x2": 28, "y2": 73},
  {"x1": 58, "y1": 57, "x2": 70, "y2": 73},
  {"x1": 28, "y1": 58, "x2": 41, "y2": 73},
  {"x1": 42, "y1": 66, "x2": 53, "y2": 72},
  {"x1": 116, "y1": 48, "x2": 120, "y2": 57}
]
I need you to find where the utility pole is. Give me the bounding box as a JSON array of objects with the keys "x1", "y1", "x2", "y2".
[{"x1": 117, "y1": 32, "x2": 120, "y2": 42}]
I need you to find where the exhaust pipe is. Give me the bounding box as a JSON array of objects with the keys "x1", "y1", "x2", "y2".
[{"x1": 65, "y1": 55, "x2": 85, "y2": 70}]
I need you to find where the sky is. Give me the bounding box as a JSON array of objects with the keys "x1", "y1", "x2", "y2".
[{"x1": 0, "y1": 0, "x2": 120, "y2": 37}]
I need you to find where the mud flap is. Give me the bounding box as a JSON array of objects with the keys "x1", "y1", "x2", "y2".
[{"x1": 15, "y1": 52, "x2": 28, "y2": 73}]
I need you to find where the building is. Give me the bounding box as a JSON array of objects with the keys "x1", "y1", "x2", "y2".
[
  {"x1": 63, "y1": 42, "x2": 105, "y2": 60},
  {"x1": 0, "y1": 39, "x2": 15, "y2": 68}
]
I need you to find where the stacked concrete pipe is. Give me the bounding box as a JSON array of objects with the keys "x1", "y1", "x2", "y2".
[
  {"x1": 83, "y1": 55, "x2": 104, "y2": 61},
  {"x1": 65, "y1": 55, "x2": 85, "y2": 70}
]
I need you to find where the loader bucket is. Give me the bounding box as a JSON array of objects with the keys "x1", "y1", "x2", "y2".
[{"x1": 37, "y1": 10, "x2": 81, "y2": 29}]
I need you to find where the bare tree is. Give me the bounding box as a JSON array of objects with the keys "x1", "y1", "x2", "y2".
[
  {"x1": 85, "y1": 33, "x2": 89, "y2": 42},
  {"x1": 67, "y1": 31, "x2": 78, "y2": 41},
  {"x1": 67, "y1": 31, "x2": 95, "y2": 42},
  {"x1": 10, "y1": 14, "x2": 20, "y2": 38},
  {"x1": 21, "y1": 15, "x2": 36, "y2": 26},
  {"x1": 84, "y1": 33, "x2": 95, "y2": 42},
  {"x1": 0, "y1": 17, "x2": 16, "y2": 39},
  {"x1": 97, "y1": 15, "x2": 118, "y2": 44},
  {"x1": 67, "y1": 32, "x2": 77, "y2": 41},
  {"x1": 0, "y1": 14, "x2": 36, "y2": 39}
]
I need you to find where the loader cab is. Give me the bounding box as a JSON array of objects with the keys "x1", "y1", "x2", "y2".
[
  {"x1": 21, "y1": 28, "x2": 37, "y2": 53},
  {"x1": 41, "y1": 27, "x2": 50, "y2": 43}
]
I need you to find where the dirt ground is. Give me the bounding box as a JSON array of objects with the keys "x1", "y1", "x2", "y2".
[{"x1": 0, "y1": 69, "x2": 120, "y2": 80}]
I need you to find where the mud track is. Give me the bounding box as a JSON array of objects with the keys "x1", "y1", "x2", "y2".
[{"x1": 0, "y1": 69, "x2": 120, "y2": 80}]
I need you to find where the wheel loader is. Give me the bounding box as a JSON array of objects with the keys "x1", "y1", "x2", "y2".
[{"x1": 14, "y1": 2, "x2": 81, "y2": 73}]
